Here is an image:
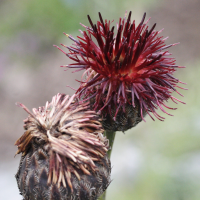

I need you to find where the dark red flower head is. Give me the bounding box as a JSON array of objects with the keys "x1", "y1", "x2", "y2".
[{"x1": 56, "y1": 12, "x2": 186, "y2": 123}]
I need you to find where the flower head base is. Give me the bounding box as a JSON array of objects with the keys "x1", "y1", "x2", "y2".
[
  {"x1": 15, "y1": 93, "x2": 110, "y2": 200},
  {"x1": 57, "y1": 12, "x2": 186, "y2": 128}
]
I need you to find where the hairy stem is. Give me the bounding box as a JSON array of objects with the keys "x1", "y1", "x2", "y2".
[{"x1": 99, "y1": 130, "x2": 116, "y2": 200}]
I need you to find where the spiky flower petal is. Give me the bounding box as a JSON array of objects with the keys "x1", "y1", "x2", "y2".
[
  {"x1": 57, "y1": 12, "x2": 186, "y2": 129},
  {"x1": 15, "y1": 93, "x2": 110, "y2": 200}
]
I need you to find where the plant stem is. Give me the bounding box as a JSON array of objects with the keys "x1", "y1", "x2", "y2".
[
  {"x1": 98, "y1": 130, "x2": 116, "y2": 200},
  {"x1": 105, "y1": 130, "x2": 116, "y2": 159},
  {"x1": 99, "y1": 191, "x2": 106, "y2": 200}
]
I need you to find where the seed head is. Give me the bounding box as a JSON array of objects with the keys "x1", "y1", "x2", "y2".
[
  {"x1": 15, "y1": 93, "x2": 111, "y2": 200},
  {"x1": 56, "y1": 11, "x2": 186, "y2": 131}
]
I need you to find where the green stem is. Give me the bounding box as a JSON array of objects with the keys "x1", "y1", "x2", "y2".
[
  {"x1": 105, "y1": 130, "x2": 116, "y2": 159},
  {"x1": 99, "y1": 191, "x2": 106, "y2": 200},
  {"x1": 98, "y1": 130, "x2": 116, "y2": 200}
]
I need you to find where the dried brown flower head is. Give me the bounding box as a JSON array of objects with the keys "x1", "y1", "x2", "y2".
[{"x1": 15, "y1": 93, "x2": 111, "y2": 200}]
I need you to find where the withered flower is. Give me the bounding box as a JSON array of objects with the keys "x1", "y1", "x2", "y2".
[
  {"x1": 56, "y1": 12, "x2": 186, "y2": 131},
  {"x1": 15, "y1": 93, "x2": 110, "y2": 200}
]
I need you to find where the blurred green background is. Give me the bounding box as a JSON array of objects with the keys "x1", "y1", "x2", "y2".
[{"x1": 0, "y1": 0, "x2": 200, "y2": 199}]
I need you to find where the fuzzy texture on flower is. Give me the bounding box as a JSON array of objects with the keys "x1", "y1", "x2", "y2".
[
  {"x1": 56, "y1": 11, "x2": 186, "y2": 122},
  {"x1": 15, "y1": 93, "x2": 110, "y2": 200}
]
